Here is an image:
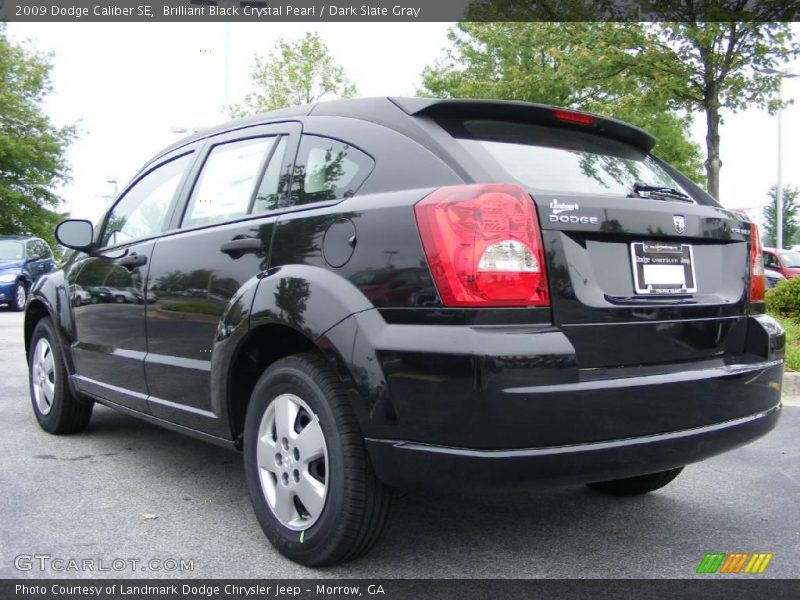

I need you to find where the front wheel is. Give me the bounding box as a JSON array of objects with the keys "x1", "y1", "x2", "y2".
[
  {"x1": 29, "y1": 318, "x2": 93, "y2": 434},
  {"x1": 243, "y1": 353, "x2": 391, "y2": 566},
  {"x1": 587, "y1": 467, "x2": 684, "y2": 496},
  {"x1": 12, "y1": 281, "x2": 27, "y2": 311}
]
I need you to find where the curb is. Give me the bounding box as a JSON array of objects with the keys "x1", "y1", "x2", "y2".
[
  {"x1": 783, "y1": 371, "x2": 800, "y2": 406},
  {"x1": 783, "y1": 371, "x2": 800, "y2": 396}
]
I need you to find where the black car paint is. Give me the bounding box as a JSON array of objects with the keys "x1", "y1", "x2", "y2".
[{"x1": 25, "y1": 97, "x2": 784, "y2": 490}]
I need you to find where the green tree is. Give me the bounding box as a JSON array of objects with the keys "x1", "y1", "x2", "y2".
[
  {"x1": 762, "y1": 185, "x2": 800, "y2": 248},
  {"x1": 229, "y1": 32, "x2": 356, "y2": 117},
  {"x1": 632, "y1": 21, "x2": 799, "y2": 200},
  {"x1": 420, "y1": 22, "x2": 706, "y2": 181},
  {"x1": 0, "y1": 26, "x2": 74, "y2": 251}
]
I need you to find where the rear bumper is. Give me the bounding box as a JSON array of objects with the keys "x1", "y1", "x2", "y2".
[
  {"x1": 324, "y1": 310, "x2": 784, "y2": 488},
  {"x1": 366, "y1": 404, "x2": 781, "y2": 490}
]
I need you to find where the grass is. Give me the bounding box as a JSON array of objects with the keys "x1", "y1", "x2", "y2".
[{"x1": 770, "y1": 314, "x2": 800, "y2": 371}]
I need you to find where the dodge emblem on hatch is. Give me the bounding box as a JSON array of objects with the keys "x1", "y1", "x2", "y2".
[{"x1": 673, "y1": 215, "x2": 686, "y2": 234}]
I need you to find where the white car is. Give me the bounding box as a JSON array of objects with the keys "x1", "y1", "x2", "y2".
[{"x1": 68, "y1": 284, "x2": 91, "y2": 306}]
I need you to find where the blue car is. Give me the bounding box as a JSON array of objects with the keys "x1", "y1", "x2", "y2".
[{"x1": 0, "y1": 236, "x2": 57, "y2": 311}]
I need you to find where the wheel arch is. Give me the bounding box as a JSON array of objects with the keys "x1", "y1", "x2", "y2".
[{"x1": 221, "y1": 265, "x2": 373, "y2": 448}]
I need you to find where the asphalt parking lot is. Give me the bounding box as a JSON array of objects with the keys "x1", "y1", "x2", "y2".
[{"x1": 1, "y1": 309, "x2": 798, "y2": 579}]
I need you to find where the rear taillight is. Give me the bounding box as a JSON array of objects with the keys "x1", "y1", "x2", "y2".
[
  {"x1": 733, "y1": 210, "x2": 765, "y2": 303},
  {"x1": 749, "y1": 221, "x2": 765, "y2": 303},
  {"x1": 414, "y1": 183, "x2": 549, "y2": 307}
]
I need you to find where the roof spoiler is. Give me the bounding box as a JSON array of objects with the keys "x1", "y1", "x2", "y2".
[{"x1": 388, "y1": 97, "x2": 657, "y2": 153}]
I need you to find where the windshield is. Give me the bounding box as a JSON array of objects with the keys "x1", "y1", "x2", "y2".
[
  {"x1": 0, "y1": 241, "x2": 24, "y2": 261},
  {"x1": 780, "y1": 251, "x2": 800, "y2": 268},
  {"x1": 443, "y1": 119, "x2": 691, "y2": 198}
]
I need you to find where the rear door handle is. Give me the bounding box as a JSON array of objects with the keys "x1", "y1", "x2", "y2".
[
  {"x1": 220, "y1": 238, "x2": 263, "y2": 257},
  {"x1": 118, "y1": 253, "x2": 147, "y2": 270}
]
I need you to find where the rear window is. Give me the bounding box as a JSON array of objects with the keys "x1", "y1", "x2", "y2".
[{"x1": 442, "y1": 119, "x2": 690, "y2": 199}]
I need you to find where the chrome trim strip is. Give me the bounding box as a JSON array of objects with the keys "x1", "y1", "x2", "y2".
[
  {"x1": 366, "y1": 406, "x2": 781, "y2": 459},
  {"x1": 72, "y1": 375, "x2": 216, "y2": 418},
  {"x1": 144, "y1": 352, "x2": 211, "y2": 372}
]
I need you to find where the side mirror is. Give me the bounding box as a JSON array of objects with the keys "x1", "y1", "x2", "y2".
[
  {"x1": 55, "y1": 219, "x2": 94, "y2": 251},
  {"x1": 27, "y1": 254, "x2": 41, "y2": 262}
]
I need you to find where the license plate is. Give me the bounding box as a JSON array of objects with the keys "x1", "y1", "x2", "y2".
[{"x1": 630, "y1": 241, "x2": 696, "y2": 295}]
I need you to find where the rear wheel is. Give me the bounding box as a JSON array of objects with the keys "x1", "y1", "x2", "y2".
[
  {"x1": 114, "y1": 295, "x2": 125, "y2": 304},
  {"x1": 29, "y1": 318, "x2": 93, "y2": 434},
  {"x1": 12, "y1": 281, "x2": 27, "y2": 311},
  {"x1": 243, "y1": 353, "x2": 391, "y2": 566},
  {"x1": 587, "y1": 467, "x2": 684, "y2": 496}
]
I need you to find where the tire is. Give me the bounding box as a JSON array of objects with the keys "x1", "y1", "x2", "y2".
[
  {"x1": 587, "y1": 467, "x2": 684, "y2": 497},
  {"x1": 74, "y1": 296, "x2": 82, "y2": 307},
  {"x1": 115, "y1": 295, "x2": 125, "y2": 304},
  {"x1": 12, "y1": 281, "x2": 27, "y2": 311},
  {"x1": 29, "y1": 317, "x2": 93, "y2": 434},
  {"x1": 243, "y1": 353, "x2": 391, "y2": 566}
]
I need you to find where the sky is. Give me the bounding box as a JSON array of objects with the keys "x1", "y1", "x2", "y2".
[{"x1": 6, "y1": 22, "x2": 800, "y2": 229}]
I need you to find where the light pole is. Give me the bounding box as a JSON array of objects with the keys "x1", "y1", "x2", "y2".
[
  {"x1": 757, "y1": 67, "x2": 800, "y2": 249},
  {"x1": 105, "y1": 178, "x2": 118, "y2": 209}
]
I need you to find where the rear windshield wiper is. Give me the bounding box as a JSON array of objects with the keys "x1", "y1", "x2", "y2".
[{"x1": 629, "y1": 182, "x2": 692, "y2": 202}]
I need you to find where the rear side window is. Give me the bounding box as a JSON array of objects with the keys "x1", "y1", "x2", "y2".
[
  {"x1": 102, "y1": 153, "x2": 193, "y2": 247},
  {"x1": 183, "y1": 137, "x2": 279, "y2": 228},
  {"x1": 290, "y1": 135, "x2": 373, "y2": 205},
  {"x1": 441, "y1": 119, "x2": 690, "y2": 199}
]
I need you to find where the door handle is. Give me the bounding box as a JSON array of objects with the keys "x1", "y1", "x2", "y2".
[
  {"x1": 118, "y1": 253, "x2": 147, "y2": 270},
  {"x1": 220, "y1": 237, "x2": 263, "y2": 257}
]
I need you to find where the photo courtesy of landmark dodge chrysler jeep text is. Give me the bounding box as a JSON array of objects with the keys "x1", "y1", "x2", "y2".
[{"x1": 25, "y1": 97, "x2": 784, "y2": 566}]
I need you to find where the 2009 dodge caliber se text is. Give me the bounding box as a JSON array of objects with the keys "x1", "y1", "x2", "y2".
[{"x1": 25, "y1": 97, "x2": 784, "y2": 566}]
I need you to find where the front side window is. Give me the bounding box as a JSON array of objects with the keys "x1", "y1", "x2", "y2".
[
  {"x1": 290, "y1": 135, "x2": 373, "y2": 205},
  {"x1": 25, "y1": 241, "x2": 39, "y2": 259},
  {"x1": 38, "y1": 240, "x2": 53, "y2": 258},
  {"x1": 183, "y1": 137, "x2": 277, "y2": 228},
  {"x1": 102, "y1": 153, "x2": 193, "y2": 247}
]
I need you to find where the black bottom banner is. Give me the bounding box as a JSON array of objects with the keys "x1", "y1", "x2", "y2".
[{"x1": 3, "y1": 579, "x2": 800, "y2": 600}]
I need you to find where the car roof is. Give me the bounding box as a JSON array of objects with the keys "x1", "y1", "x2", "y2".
[{"x1": 149, "y1": 96, "x2": 657, "y2": 168}]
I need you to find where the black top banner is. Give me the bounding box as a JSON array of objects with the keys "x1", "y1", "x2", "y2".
[{"x1": 1, "y1": 0, "x2": 799, "y2": 22}]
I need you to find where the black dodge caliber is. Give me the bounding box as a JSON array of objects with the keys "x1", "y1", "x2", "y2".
[{"x1": 25, "y1": 97, "x2": 784, "y2": 566}]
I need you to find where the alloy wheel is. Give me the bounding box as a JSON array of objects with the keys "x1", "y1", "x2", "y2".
[
  {"x1": 256, "y1": 393, "x2": 329, "y2": 530},
  {"x1": 31, "y1": 337, "x2": 55, "y2": 416}
]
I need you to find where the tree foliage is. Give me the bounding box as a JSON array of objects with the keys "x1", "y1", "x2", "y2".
[
  {"x1": 0, "y1": 26, "x2": 74, "y2": 251},
  {"x1": 632, "y1": 21, "x2": 799, "y2": 200},
  {"x1": 420, "y1": 22, "x2": 706, "y2": 182},
  {"x1": 762, "y1": 185, "x2": 800, "y2": 248},
  {"x1": 230, "y1": 32, "x2": 356, "y2": 117},
  {"x1": 421, "y1": 20, "x2": 799, "y2": 198}
]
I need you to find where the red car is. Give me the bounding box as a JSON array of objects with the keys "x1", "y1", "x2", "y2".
[{"x1": 762, "y1": 248, "x2": 800, "y2": 279}]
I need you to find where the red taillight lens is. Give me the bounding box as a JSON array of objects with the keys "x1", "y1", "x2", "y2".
[
  {"x1": 414, "y1": 183, "x2": 549, "y2": 307},
  {"x1": 749, "y1": 221, "x2": 765, "y2": 303},
  {"x1": 732, "y1": 210, "x2": 765, "y2": 303}
]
